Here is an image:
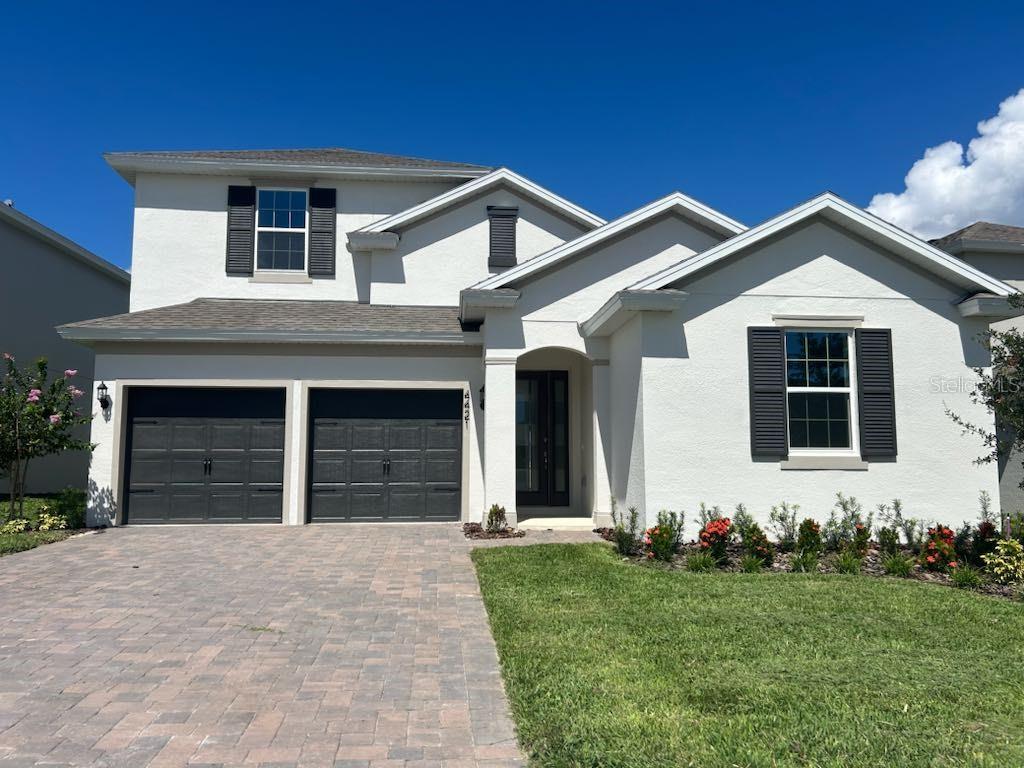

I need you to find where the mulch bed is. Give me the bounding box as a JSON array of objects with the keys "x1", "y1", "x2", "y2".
[
  {"x1": 463, "y1": 522, "x2": 526, "y2": 539},
  {"x1": 593, "y1": 529, "x2": 1018, "y2": 600}
]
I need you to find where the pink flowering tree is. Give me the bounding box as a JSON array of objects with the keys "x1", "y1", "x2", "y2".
[{"x1": 0, "y1": 354, "x2": 92, "y2": 520}]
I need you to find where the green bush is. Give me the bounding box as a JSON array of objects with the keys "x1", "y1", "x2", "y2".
[
  {"x1": 795, "y1": 518, "x2": 822, "y2": 556},
  {"x1": 686, "y1": 551, "x2": 717, "y2": 573},
  {"x1": 768, "y1": 501, "x2": 799, "y2": 552},
  {"x1": 610, "y1": 500, "x2": 641, "y2": 557},
  {"x1": 882, "y1": 554, "x2": 914, "y2": 578},
  {"x1": 486, "y1": 504, "x2": 508, "y2": 533},
  {"x1": 53, "y1": 487, "x2": 86, "y2": 529},
  {"x1": 37, "y1": 513, "x2": 67, "y2": 531},
  {"x1": 739, "y1": 554, "x2": 763, "y2": 573},
  {"x1": 644, "y1": 510, "x2": 684, "y2": 562},
  {"x1": 741, "y1": 522, "x2": 774, "y2": 567},
  {"x1": 732, "y1": 503, "x2": 754, "y2": 540},
  {"x1": 982, "y1": 539, "x2": 1024, "y2": 584},
  {"x1": 877, "y1": 525, "x2": 901, "y2": 557},
  {"x1": 950, "y1": 564, "x2": 985, "y2": 591},
  {"x1": 0, "y1": 518, "x2": 30, "y2": 534},
  {"x1": 790, "y1": 550, "x2": 819, "y2": 573},
  {"x1": 823, "y1": 492, "x2": 873, "y2": 553},
  {"x1": 835, "y1": 551, "x2": 862, "y2": 574},
  {"x1": 877, "y1": 498, "x2": 924, "y2": 553}
]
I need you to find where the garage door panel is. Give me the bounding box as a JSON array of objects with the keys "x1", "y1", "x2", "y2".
[
  {"x1": 425, "y1": 456, "x2": 460, "y2": 483},
  {"x1": 124, "y1": 388, "x2": 285, "y2": 524},
  {"x1": 171, "y1": 423, "x2": 207, "y2": 450},
  {"x1": 426, "y1": 424, "x2": 460, "y2": 450},
  {"x1": 252, "y1": 421, "x2": 286, "y2": 449},
  {"x1": 250, "y1": 457, "x2": 285, "y2": 484},
  {"x1": 308, "y1": 390, "x2": 462, "y2": 523}
]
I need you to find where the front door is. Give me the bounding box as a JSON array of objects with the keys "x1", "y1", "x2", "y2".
[{"x1": 516, "y1": 371, "x2": 569, "y2": 508}]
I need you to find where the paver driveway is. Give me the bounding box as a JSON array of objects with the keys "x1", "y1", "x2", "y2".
[{"x1": 0, "y1": 524, "x2": 588, "y2": 767}]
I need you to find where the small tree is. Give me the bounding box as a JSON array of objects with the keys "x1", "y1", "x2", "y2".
[
  {"x1": 0, "y1": 354, "x2": 92, "y2": 519},
  {"x1": 947, "y1": 295, "x2": 1024, "y2": 512}
]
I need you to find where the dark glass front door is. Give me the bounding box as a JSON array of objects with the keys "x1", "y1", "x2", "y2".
[{"x1": 516, "y1": 371, "x2": 569, "y2": 507}]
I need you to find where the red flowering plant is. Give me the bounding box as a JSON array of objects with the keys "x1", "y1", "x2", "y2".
[
  {"x1": 643, "y1": 510, "x2": 684, "y2": 562},
  {"x1": 699, "y1": 517, "x2": 733, "y2": 564},
  {"x1": 920, "y1": 524, "x2": 958, "y2": 572}
]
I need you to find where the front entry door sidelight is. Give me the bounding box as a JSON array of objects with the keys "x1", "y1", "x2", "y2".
[{"x1": 516, "y1": 371, "x2": 569, "y2": 507}]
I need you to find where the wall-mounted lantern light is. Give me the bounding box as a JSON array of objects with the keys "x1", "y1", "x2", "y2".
[
  {"x1": 479, "y1": 385, "x2": 485, "y2": 410},
  {"x1": 97, "y1": 382, "x2": 110, "y2": 411}
]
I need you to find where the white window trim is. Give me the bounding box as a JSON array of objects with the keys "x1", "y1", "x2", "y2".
[
  {"x1": 784, "y1": 327, "x2": 860, "y2": 458},
  {"x1": 255, "y1": 187, "x2": 309, "y2": 273}
]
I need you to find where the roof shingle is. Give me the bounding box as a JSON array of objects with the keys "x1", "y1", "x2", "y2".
[
  {"x1": 58, "y1": 299, "x2": 474, "y2": 344},
  {"x1": 930, "y1": 221, "x2": 1024, "y2": 249}
]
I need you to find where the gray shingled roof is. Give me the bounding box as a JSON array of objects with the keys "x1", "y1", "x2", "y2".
[
  {"x1": 58, "y1": 299, "x2": 475, "y2": 345},
  {"x1": 931, "y1": 221, "x2": 1024, "y2": 249},
  {"x1": 105, "y1": 147, "x2": 491, "y2": 173}
]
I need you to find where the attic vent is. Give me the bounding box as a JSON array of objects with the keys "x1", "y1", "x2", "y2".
[{"x1": 488, "y1": 206, "x2": 518, "y2": 268}]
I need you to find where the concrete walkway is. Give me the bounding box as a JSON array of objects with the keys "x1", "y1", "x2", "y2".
[{"x1": 0, "y1": 524, "x2": 601, "y2": 767}]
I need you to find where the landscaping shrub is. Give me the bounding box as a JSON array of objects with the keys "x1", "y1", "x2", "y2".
[
  {"x1": 877, "y1": 525, "x2": 901, "y2": 557},
  {"x1": 37, "y1": 512, "x2": 67, "y2": 531},
  {"x1": 686, "y1": 551, "x2": 717, "y2": 573},
  {"x1": 951, "y1": 565, "x2": 985, "y2": 591},
  {"x1": 486, "y1": 504, "x2": 508, "y2": 533},
  {"x1": 920, "y1": 525, "x2": 958, "y2": 572},
  {"x1": 696, "y1": 502, "x2": 724, "y2": 528},
  {"x1": 795, "y1": 518, "x2": 822, "y2": 556},
  {"x1": 973, "y1": 520, "x2": 999, "y2": 565},
  {"x1": 882, "y1": 554, "x2": 914, "y2": 578},
  {"x1": 741, "y1": 522, "x2": 774, "y2": 567},
  {"x1": 768, "y1": 501, "x2": 799, "y2": 552},
  {"x1": 835, "y1": 550, "x2": 862, "y2": 574},
  {"x1": 53, "y1": 487, "x2": 86, "y2": 529},
  {"x1": 790, "y1": 550, "x2": 819, "y2": 573},
  {"x1": 982, "y1": 539, "x2": 1024, "y2": 584},
  {"x1": 732, "y1": 503, "x2": 754, "y2": 540},
  {"x1": 878, "y1": 498, "x2": 924, "y2": 553},
  {"x1": 698, "y1": 517, "x2": 732, "y2": 564},
  {"x1": 0, "y1": 518, "x2": 30, "y2": 534},
  {"x1": 609, "y1": 500, "x2": 641, "y2": 556},
  {"x1": 738, "y1": 554, "x2": 763, "y2": 573},
  {"x1": 643, "y1": 510, "x2": 684, "y2": 562},
  {"x1": 823, "y1": 492, "x2": 873, "y2": 553}
]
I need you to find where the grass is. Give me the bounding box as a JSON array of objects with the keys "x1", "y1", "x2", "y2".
[
  {"x1": 0, "y1": 530, "x2": 71, "y2": 556},
  {"x1": 472, "y1": 543, "x2": 1024, "y2": 768}
]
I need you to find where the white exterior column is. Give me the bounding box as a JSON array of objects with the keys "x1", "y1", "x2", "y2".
[
  {"x1": 284, "y1": 381, "x2": 305, "y2": 525},
  {"x1": 591, "y1": 360, "x2": 613, "y2": 526},
  {"x1": 484, "y1": 357, "x2": 518, "y2": 526}
]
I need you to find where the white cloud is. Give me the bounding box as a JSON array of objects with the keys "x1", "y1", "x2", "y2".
[{"x1": 867, "y1": 88, "x2": 1024, "y2": 240}]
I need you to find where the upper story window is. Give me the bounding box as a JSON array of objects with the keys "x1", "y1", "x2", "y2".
[
  {"x1": 785, "y1": 330, "x2": 855, "y2": 451},
  {"x1": 256, "y1": 189, "x2": 307, "y2": 271}
]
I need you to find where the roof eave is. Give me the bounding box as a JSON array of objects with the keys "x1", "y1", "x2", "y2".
[
  {"x1": 939, "y1": 238, "x2": 1024, "y2": 256},
  {"x1": 57, "y1": 326, "x2": 481, "y2": 346},
  {"x1": 580, "y1": 289, "x2": 689, "y2": 337},
  {"x1": 956, "y1": 294, "x2": 1024, "y2": 319},
  {"x1": 458, "y1": 288, "x2": 522, "y2": 322},
  {"x1": 104, "y1": 154, "x2": 492, "y2": 186}
]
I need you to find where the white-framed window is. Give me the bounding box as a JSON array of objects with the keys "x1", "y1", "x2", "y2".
[
  {"x1": 256, "y1": 189, "x2": 307, "y2": 271},
  {"x1": 784, "y1": 329, "x2": 857, "y2": 452}
]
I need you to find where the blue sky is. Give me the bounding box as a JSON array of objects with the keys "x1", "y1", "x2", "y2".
[{"x1": 3, "y1": 1, "x2": 1023, "y2": 269}]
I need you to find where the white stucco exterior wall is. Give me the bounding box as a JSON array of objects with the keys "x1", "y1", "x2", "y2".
[
  {"x1": 370, "y1": 189, "x2": 590, "y2": 307},
  {"x1": 129, "y1": 173, "x2": 460, "y2": 311},
  {"x1": 86, "y1": 346, "x2": 485, "y2": 526},
  {"x1": 633, "y1": 220, "x2": 1000, "y2": 531}
]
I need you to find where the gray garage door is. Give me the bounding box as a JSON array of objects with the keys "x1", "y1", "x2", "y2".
[
  {"x1": 124, "y1": 388, "x2": 286, "y2": 524},
  {"x1": 308, "y1": 389, "x2": 462, "y2": 522}
]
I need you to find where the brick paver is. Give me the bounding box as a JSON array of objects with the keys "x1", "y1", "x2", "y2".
[{"x1": 0, "y1": 524, "x2": 600, "y2": 767}]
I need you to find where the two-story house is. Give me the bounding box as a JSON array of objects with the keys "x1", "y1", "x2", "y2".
[{"x1": 60, "y1": 148, "x2": 1019, "y2": 529}]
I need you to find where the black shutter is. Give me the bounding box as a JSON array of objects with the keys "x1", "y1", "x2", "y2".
[
  {"x1": 308, "y1": 187, "x2": 336, "y2": 278},
  {"x1": 488, "y1": 206, "x2": 517, "y2": 268},
  {"x1": 226, "y1": 186, "x2": 256, "y2": 276},
  {"x1": 748, "y1": 327, "x2": 788, "y2": 458},
  {"x1": 856, "y1": 328, "x2": 897, "y2": 459}
]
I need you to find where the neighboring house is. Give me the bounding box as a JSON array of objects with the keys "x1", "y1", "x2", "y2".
[
  {"x1": 932, "y1": 222, "x2": 1024, "y2": 515},
  {"x1": 0, "y1": 201, "x2": 130, "y2": 493},
  {"x1": 59, "y1": 148, "x2": 1018, "y2": 529}
]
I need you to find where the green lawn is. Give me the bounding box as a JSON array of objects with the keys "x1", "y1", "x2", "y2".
[
  {"x1": 0, "y1": 530, "x2": 71, "y2": 556},
  {"x1": 472, "y1": 543, "x2": 1024, "y2": 768}
]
